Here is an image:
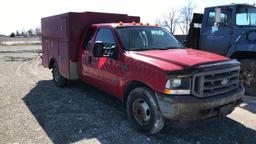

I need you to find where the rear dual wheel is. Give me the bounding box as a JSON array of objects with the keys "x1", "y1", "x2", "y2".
[{"x1": 52, "y1": 63, "x2": 67, "y2": 86}]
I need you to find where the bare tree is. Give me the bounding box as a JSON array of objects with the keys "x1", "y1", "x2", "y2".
[
  {"x1": 21, "y1": 29, "x2": 26, "y2": 37},
  {"x1": 27, "y1": 29, "x2": 34, "y2": 37},
  {"x1": 162, "y1": 8, "x2": 179, "y2": 34},
  {"x1": 179, "y1": 0, "x2": 196, "y2": 35},
  {"x1": 34, "y1": 27, "x2": 42, "y2": 37},
  {"x1": 10, "y1": 32, "x2": 15, "y2": 37},
  {"x1": 15, "y1": 30, "x2": 20, "y2": 37}
]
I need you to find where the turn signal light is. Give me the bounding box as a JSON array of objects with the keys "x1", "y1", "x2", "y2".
[{"x1": 164, "y1": 89, "x2": 172, "y2": 95}]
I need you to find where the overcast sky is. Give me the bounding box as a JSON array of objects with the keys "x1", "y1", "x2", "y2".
[{"x1": 0, "y1": 0, "x2": 254, "y2": 35}]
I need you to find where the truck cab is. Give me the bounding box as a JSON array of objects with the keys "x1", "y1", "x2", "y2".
[
  {"x1": 42, "y1": 12, "x2": 244, "y2": 134},
  {"x1": 186, "y1": 4, "x2": 256, "y2": 95}
]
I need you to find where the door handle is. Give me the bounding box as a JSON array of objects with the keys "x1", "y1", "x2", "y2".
[{"x1": 88, "y1": 56, "x2": 92, "y2": 64}]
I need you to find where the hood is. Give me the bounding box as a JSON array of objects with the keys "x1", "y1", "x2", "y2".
[{"x1": 128, "y1": 48, "x2": 229, "y2": 71}]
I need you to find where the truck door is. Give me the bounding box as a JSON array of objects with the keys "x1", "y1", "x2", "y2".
[
  {"x1": 199, "y1": 8, "x2": 232, "y2": 55},
  {"x1": 92, "y1": 28, "x2": 123, "y2": 96}
]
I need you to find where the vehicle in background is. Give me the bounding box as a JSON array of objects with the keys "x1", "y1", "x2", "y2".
[
  {"x1": 186, "y1": 3, "x2": 256, "y2": 96},
  {"x1": 41, "y1": 12, "x2": 244, "y2": 134}
]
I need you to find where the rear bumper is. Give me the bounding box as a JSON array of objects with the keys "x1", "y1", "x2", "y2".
[{"x1": 155, "y1": 84, "x2": 244, "y2": 121}]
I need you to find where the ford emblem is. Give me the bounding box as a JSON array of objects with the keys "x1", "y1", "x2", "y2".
[{"x1": 221, "y1": 79, "x2": 229, "y2": 85}]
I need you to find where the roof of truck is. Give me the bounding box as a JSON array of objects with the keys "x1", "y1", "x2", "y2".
[
  {"x1": 205, "y1": 3, "x2": 255, "y2": 9},
  {"x1": 91, "y1": 22, "x2": 160, "y2": 28}
]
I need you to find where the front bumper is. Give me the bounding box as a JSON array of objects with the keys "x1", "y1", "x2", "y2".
[{"x1": 155, "y1": 84, "x2": 244, "y2": 121}]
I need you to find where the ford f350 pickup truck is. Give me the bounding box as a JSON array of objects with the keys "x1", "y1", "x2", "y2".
[{"x1": 41, "y1": 12, "x2": 244, "y2": 134}]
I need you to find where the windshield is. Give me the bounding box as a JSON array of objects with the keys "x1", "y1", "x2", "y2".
[
  {"x1": 236, "y1": 6, "x2": 256, "y2": 26},
  {"x1": 116, "y1": 26, "x2": 182, "y2": 51}
]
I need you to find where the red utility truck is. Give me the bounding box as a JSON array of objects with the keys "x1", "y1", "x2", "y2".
[{"x1": 41, "y1": 12, "x2": 244, "y2": 134}]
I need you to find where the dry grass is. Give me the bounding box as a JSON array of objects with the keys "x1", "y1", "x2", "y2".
[
  {"x1": 0, "y1": 37, "x2": 41, "y2": 41},
  {"x1": 0, "y1": 37, "x2": 41, "y2": 46}
]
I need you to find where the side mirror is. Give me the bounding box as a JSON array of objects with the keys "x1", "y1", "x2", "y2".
[{"x1": 93, "y1": 41, "x2": 104, "y2": 58}]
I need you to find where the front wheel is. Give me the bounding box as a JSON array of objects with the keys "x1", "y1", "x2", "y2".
[
  {"x1": 52, "y1": 63, "x2": 66, "y2": 87},
  {"x1": 127, "y1": 87, "x2": 164, "y2": 135},
  {"x1": 240, "y1": 59, "x2": 256, "y2": 96}
]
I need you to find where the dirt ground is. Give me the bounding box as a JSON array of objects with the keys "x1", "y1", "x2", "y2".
[{"x1": 0, "y1": 45, "x2": 255, "y2": 144}]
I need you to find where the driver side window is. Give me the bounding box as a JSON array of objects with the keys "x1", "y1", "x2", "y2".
[
  {"x1": 95, "y1": 28, "x2": 116, "y2": 48},
  {"x1": 95, "y1": 28, "x2": 117, "y2": 58}
]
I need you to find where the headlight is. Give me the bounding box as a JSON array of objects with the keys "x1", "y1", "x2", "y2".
[
  {"x1": 164, "y1": 77, "x2": 190, "y2": 95},
  {"x1": 165, "y1": 78, "x2": 182, "y2": 88}
]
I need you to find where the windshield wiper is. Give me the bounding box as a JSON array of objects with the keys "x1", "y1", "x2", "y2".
[
  {"x1": 129, "y1": 48, "x2": 157, "y2": 51},
  {"x1": 129, "y1": 46, "x2": 182, "y2": 51},
  {"x1": 161, "y1": 46, "x2": 182, "y2": 50}
]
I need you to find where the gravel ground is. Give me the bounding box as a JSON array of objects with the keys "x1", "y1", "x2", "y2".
[{"x1": 0, "y1": 45, "x2": 255, "y2": 144}]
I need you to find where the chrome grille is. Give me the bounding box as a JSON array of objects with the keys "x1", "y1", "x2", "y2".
[{"x1": 192, "y1": 66, "x2": 240, "y2": 98}]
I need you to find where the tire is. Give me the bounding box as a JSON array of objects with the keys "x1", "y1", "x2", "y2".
[
  {"x1": 240, "y1": 59, "x2": 256, "y2": 96},
  {"x1": 127, "y1": 87, "x2": 164, "y2": 135},
  {"x1": 52, "y1": 63, "x2": 66, "y2": 87}
]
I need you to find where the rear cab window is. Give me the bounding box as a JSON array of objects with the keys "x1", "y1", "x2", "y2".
[{"x1": 83, "y1": 27, "x2": 96, "y2": 49}]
